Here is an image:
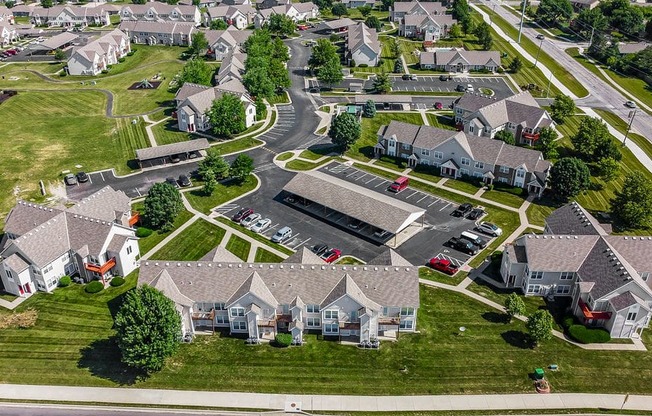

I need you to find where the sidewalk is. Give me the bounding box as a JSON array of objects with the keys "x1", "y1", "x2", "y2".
[{"x1": 0, "y1": 384, "x2": 650, "y2": 412}]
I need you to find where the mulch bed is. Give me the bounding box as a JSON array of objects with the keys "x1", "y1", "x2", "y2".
[
  {"x1": 127, "y1": 81, "x2": 162, "y2": 90},
  {"x1": 0, "y1": 90, "x2": 17, "y2": 104}
]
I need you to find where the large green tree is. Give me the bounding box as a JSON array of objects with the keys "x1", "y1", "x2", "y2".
[
  {"x1": 536, "y1": 0, "x2": 573, "y2": 25},
  {"x1": 329, "y1": 113, "x2": 361, "y2": 150},
  {"x1": 242, "y1": 30, "x2": 290, "y2": 99},
  {"x1": 504, "y1": 293, "x2": 526, "y2": 323},
  {"x1": 210, "y1": 19, "x2": 228, "y2": 30},
  {"x1": 372, "y1": 71, "x2": 392, "y2": 93},
  {"x1": 143, "y1": 182, "x2": 183, "y2": 231},
  {"x1": 318, "y1": 56, "x2": 344, "y2": 87},
  {"x1": 41, "y1": 0, "x2": 53, "y2": 7},
  {"x1": 178, "y1": 58, "x2": 213, "y2": 87},
  {"x1": 208, "y1": 93, "x2": 247, "y2": 136},
  {"x1": 199, "y1": 152, "x2": 230, "y2": 181},
  {"x1": 308, "y1": 39, "x2": 339, "y2": 71},
  {"x1": 571, "y1": 117, "x2": 620, "y2": 162},
  {"x1": 597, "y1": 157, "x2": 620, "y2": 182},
  {"x1": 548, "y1": 157, "x2": 591, "y2": 202},
  {"x1": 474, "y1": 22, "x2": 493, "y2": 50},
  {"x1": 190, "y1": 31, "x2": 208, "y2": 56},
  {"x1": 526, "y1": 310, "x2": 554, "y2": 347},
  {"x1": 365, "y1": 15, "x2": 382, "y2": 31},
  {"x1": 363, "y1": 99, "x2": 376, "y2": 118},
  {"x1": 380, "y1": 0, "x2": 394, "y2": 11},
  {"x1": 358, "y1": 5, "x2": 372, "y2": 17},
  {"x1": 331, "y1": 2, "x2": 347, "y2": 16},
  {"x1": 549, "y1": 94, "x2": 576, "y2": 123},
  {"x1": 452, "y1": 0, "x2": 470, "y2": 22},
  {"x1": 611, "y1": 172, "x2": 652, "y2": 229},
  {"x1": 536, "y1": 126, "x2": 559, "y2": 160},
  {"x1": 495, "y1": 130, "x2": 515, "y2": 145},
  {"x1": 574, "y1": 8, "x2": 608, "y2": 38},
  {"x1": 268, "y1": 13, "x2": 296, "y2": 37},
  {"x1": 114, "y1": 286, "x2": 181, "y2": 374},
  {"x1": 508, "y1": 56, "x2": 523, "y2": 73},
  {"x1": 230, "y1": 154, "x2": 255, "y2": 182}
]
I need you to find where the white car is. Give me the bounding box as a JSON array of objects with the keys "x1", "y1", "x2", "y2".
[
  {"x1": 476, "y1": 221, "x2": 503, "y2": 237},
  {"x1": 466, "y1": 84, "x2": 474, "y2": 92},
  {"x1": 625, "y1": 100, "x2": 636, "y2": 108},
  {"x1": 240, "y1": 213, "x2": 261, "y2": 229},
  {"x1": 250, "y1": 218, "x2": 271, "y2": 233}
]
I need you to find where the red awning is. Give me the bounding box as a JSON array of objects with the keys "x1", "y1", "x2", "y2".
[{"x1": 85, "y1": 257, "x2": 116, "y2": 275}]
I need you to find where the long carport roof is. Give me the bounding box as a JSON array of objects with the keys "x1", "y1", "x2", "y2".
[
  {"x1": 136, "y1": 138, "x2": 210, "y2": 161},
  {"x1": 283, "y1": 170, "x2": 425, "y2": 234},
  {"x1": 32, "y1": 32, "x2": 79, "y2": 51},
  {"x1": 354, "y1": 94, "x2": 413, "y2": 104}
]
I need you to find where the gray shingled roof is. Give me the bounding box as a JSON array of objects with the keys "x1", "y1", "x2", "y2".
[
  {"x1": 107, "y1": 234, "x2": 128, "y2": 254},
  {"x1": 3, "y1": 253, "x2": 29, "y2": 273},
  {"x1": 4, "y1": 202, "x2": 63, "y2": 237},
  {"x1": 545, "y1": 202, "x2": 606, "y2": 236},
  {"x1": 317, "y1": 17, "x2": 356, "y2": 31},
  {"x1": 603, "y1": 236, "x2": 652, "y2": 276},
  {"x1": 37, "y1": 32, "x2": 78, "y2": 50},
  {"x1": 403, "y1": 13, "x2": 455, "y2": 28},
  {"x1": 421, "y1": 50, "x2": 501, "y2": 67},
  {"x1": 11, "y1": 212, "x2": 70, "y2": 268},
  {"x1": 609, "y1": 291, "x2": 637, "y2": 311},
  {"x1": 200, "y1": 245, "x2": 243, "y2": 263},
  {"x1": 347, "y1": 22, "x2": 380, "y2": 55},
  {"x1": 519, "y1": 234, "x2": 599, "y2": 272},
  {"x1": 226, "y1": 271, "x2": 279, "y2": 308},
  {"x1": 149, "y1": 270, "x2": 195, "y2": 307},
  {"x1": 66, "y1": 213, "x2": 113, "y2": 258},
  {"x1": 118, "y1": 20, "x2": 195, "y2": 36},
  {"x1": 392, "y1": 0, "x2": 446, "y2": 14},
  {"x1": 368, "y1": 248, "x2": 412, "y2": 266},
  {"x1": 283, "y1": 171, "x2": 425, "y2": 234},
  {"x1": 67, "y1": 186, "x2": 130, "y2": 223},
  {"x1": 136, "y1": 138, "x2": 209, "y2": 161},
  {"x1": 617, "y1": 42, "x2": 650, "y2": 55},
  {"x1": 578, "y1": 237, "x2": 641, "y2": 299},
  {"x1": 139, "y1": 260, "x2": 420, "y2": 308},
  {"x1": 321, "y1": 274, "x2": 382, "y2": 311}
]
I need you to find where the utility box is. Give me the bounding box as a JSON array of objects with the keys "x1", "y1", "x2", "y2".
[{"x1": 534, "y1": 368, "x2": 545, "y2": 379}]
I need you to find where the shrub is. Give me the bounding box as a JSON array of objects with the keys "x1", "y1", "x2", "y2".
[
  {"x1": 127, "y1": 51, "x2": 135, "y2": 56},
  {"x1": 349, "y1": 59, "x2": 356, "y2": 67},
  {"x1": 568, "y1": 325, "x2": 611, "y2": 343},
  {"x1": 58, "y1": 276, "x2": 71, "y2": 287},
  {"x1": 562, "y1": 315, "x2": 576, "y2": 329},
  {"x1": 487, "y1": 184, "x2": 494, "y2": 191},
  {"x1": 358, "y1": 63, "x2": 368, "y2": 68},
  {"x1": 59, "y1": 71, "x2": 67, "y2": 77},
  {"x1": 118, "y1": 57, "x2": 126, "y2": 63},
  {"x1": 85, "y1": 281, "x2": 104, "y2": 294},
  {"x1": 274, "y1": 333, "x2": 292, "y2": 347},
  {"x1": 496, "y1": 66, "x2": 505, "y2": 74},
  {"x1": 136, "y1": 227, "x2": 153, "y2": 238},
  {"x1": 101, "y1": 69, "x2": 109, "y2": 74},
  {"x1": 110, "y1": 277, "x2": 125, "y2": 287}
]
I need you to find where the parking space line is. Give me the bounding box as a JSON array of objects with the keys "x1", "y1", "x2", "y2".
[
  {"x1": 88, "y1": 175, "x2": 93, "y2": 184},
  {"x1": 427, "y1": 199, "x2": 439, "y2": 207},
  {"x1": 346, "y1": 170, "x2": 358, "y2": 177},
  {"x1": 405, "y1": 191, "x2": 418, "y2": 199},
  {"x1": 356, "y1": 173, "x2": 368, "y2": 181},
  {"x1": 294, "y1": 237, "x2": 311, "y2": 249},
  {"x1": 99, "y1": 172, "x2": 105, "y2": 181},
  {"x1": 134, "y1": 188, "x2": 141, "y2": 197},
  {"x1": 417, "y1": 195, "x2": 428, "y2": 203},
  {"x1": 365, "y1": 177, "x2": 377, "y2": 184},
  {"x1": 375, "y1": 180, "x2": 388, "y2": 188},
  {"x1": 439, "y1": 202, "x2": 451, "y2": 211}
]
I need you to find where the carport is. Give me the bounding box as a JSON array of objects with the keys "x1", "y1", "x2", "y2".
[
  {"x1": 354, "y1": 95, "x2": 412, "y2": 111},
  {"x1": 30, "y1": 32, "x2": 79, "y2": 55},
  {"x1": 283, "y1": 171, "x2": 426, "y2": 245},
  {"x1": 135, "y1": 139, "x2": 209, "y2": 168}
]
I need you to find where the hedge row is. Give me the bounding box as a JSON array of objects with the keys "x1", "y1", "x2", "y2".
[{"x1": 568, "y1": 325, "x2": 611, "y2": 344}]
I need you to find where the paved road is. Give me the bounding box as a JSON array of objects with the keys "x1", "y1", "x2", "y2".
[{"x1": 0, "y1": 403, "x2": 248, "y2": 416}]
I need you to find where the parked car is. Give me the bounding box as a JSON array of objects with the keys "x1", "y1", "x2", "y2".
[
  {"x1": 76, "y1": 171, "x2": 89, "y2": 183},
  {"x1": 456, "y1": 84, "x2": 467, "y2": 92},
  {"x1": 64, "y1": 173, "x2": 77, "y2": 186},
  {"x1": 311, "y1": 243, "x2": 329, "y2": 256},
  {"x1": 241, "y1": 213, "x2": 261, "y2": 229},
  {"x1": 434, "y1": 102, "x2": 443, "y2": 110},
  {"x1": 297, "y1": 24, "x2": 308, "y2": 30},
  {"x1": 374, "y1": 229, "x2": 391, "y2": 239},
  {"x1": 439, "y1": 74, "x2": 452, "y2": 81},
  {"x1": 165, "y1": 177, "x2": 179, "y2": 188},
  {"x1": 476, "y1": 221, "x2": 503, "y2": 237},
  {"x1": 467, "y1": 207, "x2": 485, "y2": 220},
  {"x1": 429, "y1": 258, "x2": 459, "y2": 275},
  {"x1": 271, "y1": 226, "x2": 292, "y2": 243},
  {"x1": 536, "y1": 34, "x2": 544, "y2": 40},
  {"x1": 388, "y1": 176, "x2": 409, "y2": 193},
  {"x1": 453, "y1": 203, "x2": 473, "y2": 217},
  {"x1": 178, "y1": 174, "x2": 191, "y2": 187},
  {"x1": 460, "y1": 231, "x2": 488, "y2": 249},
  {"x1": 250, "y1": 218, "x2": 271, "y2": 233},
  {"x1": 466, "y1": 84, "x2": 474, "y2": 92},
  {"x1": 402, "y1": 74, "x2": 417, "y2": 80},
  {"x1": 320, "y1": 248, "x2": 342, "y2": 263},
  {"x1": 232, "y1": 208, "x2": 254, "y2": 223},
  {"x1": 170, "y1": 154, "x2": 181, "y2": 163},
  {"x1": 447, "y1": 237, "x2": 479, "y2": 255},
  {"x1": 625, "y1": 100, "x2": 637, "y2": 108},
  {"x1": 348, "y1": 218, "x2": 363, "y2": 229}
]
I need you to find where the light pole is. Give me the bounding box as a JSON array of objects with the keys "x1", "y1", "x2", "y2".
[
  {"x1": 623, "y1": 109, "x2": 637, "y2": 147},
  {"x1": 533, "y1": 37, "x2": 544, "y2": 68},
  {"x1": 518, "y1": 0, "x2": 527, "y2": 44}
]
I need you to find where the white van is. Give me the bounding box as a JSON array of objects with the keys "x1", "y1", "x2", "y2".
[
  {"x1": 272, "y1": 226, "x2": 292, "y2": 243},
  {"x1": 460, "y1": 231, "x2": 487, "y2": 249}
]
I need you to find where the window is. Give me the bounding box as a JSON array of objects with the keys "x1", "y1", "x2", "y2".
[
  {"x1": 516, "y1": 170, "x2": 525, "y2": 178},
  {"x1": 560, "y1": 272, "x2": 574, "y2": 280},
  {"x1": 421, "y1": 149, "x2": 430, "y2": 156},
  {"x1": 530, "y1": 271, "x2": 543, "y2": 280},
  {"x1": 324, "y1": 310, "x2": 338, "y2": 319},
  {"x1": 434, "y1": 151, "x2": 443, "y2": 159},
  {"x1": 232, "y1": 321, "x2": 246, "y2": 330},
  {"x1": 61, "y1": 252, "x2": 70, "y2": 261},
  {"x1": 469, "y1": 125, "x2": 474, "y2": 133},
  {"x1": 307, "y1": 304, "x2": 320, "y2": 313},
  {"x1": 474, "y1": 161, "x2": 484, "y2": 169},
  {"x1": 215, "y1": 315, "x2": 228, "y2": 324},
  {"x1": 5, "y1": 269, "x2": 12, "y2": 279},
  {"x1": 473, "y1": 172, "x2": 482, "y2": 178},
  {"x1": 642, "y1": 272, "x2": 650, "y2": 282},
  {"x1": 214, "y1": 302, "x2": 225, "y2": 310},
  {"x1": 556, "y1": 285, "x2": 570, "y2": 294},
  {"x1": 126, "y1": 246, "x2": 132, "y2": 255},
  {"x1": 323, "y1": 323, "x2": 338, "y2": 333},
  {"x1": 627, "y1": 311, "x2": 638, "y2": 321},
  {"x1": 400, "y1": 307, "x2": 415, "y2": 316},
  {"x1": 307, "y1": 317, "x2": 320, "y2": 327},
  {"x1": 230, "y1": 307, "x2": 245, "y2": 317},
  {"x1": 399, "y1": 320, "x2": 413, "y2": 329},
  {"x1": 401, "y1": 143, "x2": 410, "y2": 150},
  {"x1": 460, "y1": 168, "x2": 469, "y2": 176},
  {"x1": 527, "y1": 284, "x2": 541, "y2": 294},
  {"x1": 499, "y1": 177, "x2": 508, "y2": 183},
  {"x1": 388, "y1": 140, "x2": 395, "y2": 148},
  {"x1": 43, "y1": 265, "x2": 53, "y2": 275},
  {"x1": 420, "y1": 160, "x2": 430, "y2": 165},
  {"x1": 460, "y1": 157, "x2": 470, "y2": 166}
]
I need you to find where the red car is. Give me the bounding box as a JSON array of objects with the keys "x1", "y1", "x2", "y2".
[
  {"x1": 434, "y1": 102, "x2": 443, "y2": 110},
  {"x1": 232, "y1": 207, "x2": 254, "y2": 223},
  {"x1": 429, "y1": 258, "x2": 459, "y2": 275},
  {"x1": 297, "y1": 24, "x2": 308, "y2": 30},
  {"x1": 320, "y1": 248, "x2": 342, "y2": 263}
]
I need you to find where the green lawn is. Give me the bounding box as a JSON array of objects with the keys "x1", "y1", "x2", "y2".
[
  {"x1": 443, "y1": 179, "x2": 481, "y2": 195},
  {"x1": 254, "y1": 248, "x2": 284, "y2": 263},
  {"x1": 425, "y1": 113, "x2": 456, "y2": 130},
  {"x1": 267, "y1": 91, "x2": 290, "y2": 105},
  {"x1": 352, "y1": 35, "x2": 396, "y2": 75},
  {"x1": 211, "y1": 137, "x2": 264, "y2": 155},
  {"x1": 277, "y1": 152, "x2": 294, "y2": 161},
  {"x1": 215, "y1": 217, "x2": 294, "y2": 256},
  {"x1": 0, "y1": 62, "x2": 65, "y2": 75},
  {"x1": 465, "y1": 279, "x2": 547, "y2": 317},
  {"x1": 285, "y1": 159, "x2": 331, "y2": 171},
  {"x1": 481, "y1": 188, "x2": 527, "y2": 209},
  {"x1": 348, "y1": 112, "x2": 424, "y2": 161},
  {"x1": 526, "y1": 200, "x2": 558, "y2": 227},
  {"x1": 149, "y1": 219, "x2": 226, "y2": 261},
  {"x1": 5, "y1": 282, "x2": 652, "y2": 393},
  {"x1": 593, "y1": 109, "x2": 652, "y2": 160},
  {"x1": 476, "y1": 5, "x2": 588, "y2": 98},
  {"x1": 396, "y1": 38, "x2": 422, "y2": 65},
  {"x1": 336, "y1": 256, "x2": 364, "y2": 265},
  {"x1": 151, "y1": 119, "x2": 191, "y2": 145},
  {"x1": 0, "y1": 91, "x2": 149, "y2": 225},
  {"x1": 132, "y1": 203, "x2": 194, "y2": 256},
  {"x1": 299, "y1": 149, "x2": 328, "y2": 160},
  {"x1": 185, "y1": 176, "x2": 258, "y2": 215},
  {"x1": 225, "y1": 235, "x2": 252, "y2": 261},
  {"x1": 419, "y1": 267, "x2": 467, "y2": 286}
]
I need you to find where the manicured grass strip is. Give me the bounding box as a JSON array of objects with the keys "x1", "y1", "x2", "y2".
[
  {"x1": 254, "y1": 248, "x2": 284, "y2": 263},
  {"x1": 336, "y1": 256, "x2": 365, "y2": 265},
  {"x1": 593, "y1": 109, "x2": 652, "y2": 160},
  {"x1": 526, "y1": 202, "x2": 557, "y2": 227},
  {"x1": 352, "y1": 163, "x2": 400, "y2": 182},
  {"x1": 299, "y1": 149, "x2": 326, "y2": 161},
  {"x1": 443, "y1": 179, "x2": 481, "y2": 195},
  {"x1": 268, "y1": 91, "x2": 290, "y2": 105},
  {"x1": 150, "y1": 219, "x2": 226, "y2": 261},
  {"x1": 465, "y1": 279, "x2": 548, "y2": 317},
  {"x1": 211, "y1": 137, "x2": 263, "y2": 155},
  {"x1": 419, "y1": 267, "x2": 467, "y2": 286},
  {"x1": 285, "y1": 158, "x2": 331, "y2": 171},
  {"x1": 481, "y1": 189, "x2": 526, "y2": 209},
  {"x1": 151, "y1": 119, "x2": 191, "y2": 145},
  {"x1": 348, "y1": 112, "x2": 424, "y2": 162},
  {"x1": 185, "y1": 176, "x2": 258, "y2": 215},
  {"x1": 225, "y1": 235, "x2": 251, "y2": 262},
  {"x1": 476, "y1": 5, "x2": 588, "y2": 98},
  {"x1": 215, "y1": 217, "x2": 294, "y2": 256},
  {"x1": 425, "y1": 113, "x2": 457, "y2": 130},
  {"x1": 277, "y1": 152, "x2": 293, "y2": 161},
  {"x1": 132, "y1": 205, "x2": 194, "y2": 256}
]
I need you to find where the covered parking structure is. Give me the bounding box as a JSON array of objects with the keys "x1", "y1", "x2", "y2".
[
  {"x1": 283, "y1": 171, "x2": 425, "y2": 245},
  {"x1": 354, "y1": 95, "x2": 412, "y2": 111},
  {"x1": 29, "y1": 32, "x2": 79, "y2": 55},
  {"x1": 135, "y1": 138, "x2": 209, "y2": 168}
]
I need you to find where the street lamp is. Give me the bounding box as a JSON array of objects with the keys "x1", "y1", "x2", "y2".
[
  {"x1": 533, "y1": 37, "x2": 544, "y2": 68},
  {"x1": 623, "y1": 109, "x2": 637, "y2": 147}
]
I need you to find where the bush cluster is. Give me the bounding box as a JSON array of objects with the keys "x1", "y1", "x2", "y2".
[
  {"x1": 118, "y1": 57, "x2": 126, "y2": 63},
  {"x1": 85, "y1": 281, "x2": 104, "y2": 294},
  {"x1": 110, "y1": 277, "x2": 126, "y2": 287},
  {"x1": 562, "y1": 315, "x2": 576, "y2": 330},
  {"x1": 136, "y1": 227, "x2": 153, "y2": 238},
  {"x1": 274, "y1": 333, "x2": 293, "y2": 347},
  {"x1": 568, "y1": 325, "x2": 611, "y2": 344},
  {"x1": 58, "y1": 276, "x2": 71, "y2": 287}
]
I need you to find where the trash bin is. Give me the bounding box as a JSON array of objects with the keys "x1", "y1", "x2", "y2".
[{"x1": 535, "y1": 368, "x2": 545, "y2": 380}]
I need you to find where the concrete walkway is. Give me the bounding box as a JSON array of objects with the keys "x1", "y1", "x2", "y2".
[
  {"x1": 142, "y1": 114, "x2": 166, "y2": 148},
  {"x1": 0, "y1": 384, "x2": 650, "y2": 412},
  {"x1": 0, "y1": 296, "x2": 28, "y2": 311}
]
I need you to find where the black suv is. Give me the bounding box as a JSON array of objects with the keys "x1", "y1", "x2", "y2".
[
  {"x1": 312, "y1": 243, "x2": 329, "y2": 256},
  {"x1": 447, "y1": 237, "x2": 479, "y2": 255},
  {"x1": 456, "y1": 84, "x2": 467, "y2": 92},
  {"x1": 467, "y1": 207, "x2": 485, "y2": 220},
  {"x1": 453, "y1": 203, "x2": 473, "y2": 217}
]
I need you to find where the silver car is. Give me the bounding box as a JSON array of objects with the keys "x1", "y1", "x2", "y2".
[
  {"x1": 240, "y1": 213, "x2": 261, "y2": 229},
  {"x1": 250, "y1": 218, "x2": 271, "y2": 233}
]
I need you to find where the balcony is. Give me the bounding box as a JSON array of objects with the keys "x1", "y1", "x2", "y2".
[
  {"x1": 578, "y1": 298, "x2": 611, "y2": 320},
  {"x1": 84, "y1": 257, "x2": 116, "y2": 275},
  {"x1": 522, "y1": 132, "x2": 540, "y2": 141},
  {"x1": 378, "y1": 317, "x2": 400, "y2": 326},
  {"x1": 129, "y1": 211, "x2": 140, "y2": 227},
  {"x1": 192, "y1": 310, "x2": 215, "y2": 320}
]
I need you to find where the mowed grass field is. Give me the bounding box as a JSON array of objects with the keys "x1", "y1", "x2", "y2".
[
  {"x1": 0, "y1": 91, "x2": 149, "y2": 223},
  {"x1": 3, "y1": 282, "x2": 652, "y2": 394},
  {"x1": 349, "y1": 112, "x2": 424, "y2": 161},
  {"x1": 149, "y1": 218, "x2": 226, "y2": 261}
]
